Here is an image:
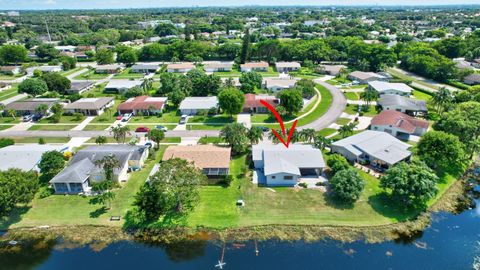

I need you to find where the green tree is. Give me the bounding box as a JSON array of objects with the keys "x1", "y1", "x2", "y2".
[
  {"x1": 239, "y1": 71, "x2": 262, "y2": 93},
  {"x1": 38, "y1": 150, "x2": 65, "y2": 176},
  {"x1": 360, "y1": 88, "x2": 379, "y2": 106},
  {"x1": 94, "y1": 154, "x2": 120, "y2": 182},
  {"x1": 0, "y1": 169, "x2": 39, "y2": 216},
  {"x1": 298, "y1": 128, "x2": 316, "y2": 143},
  {"x1": 110, "y1": 124, "x2": 131, "y2": 144},
  {"x1": 134, "y1": 158, "x2": 205, "y2": 220},
  {"x1": 416, "y1": 131, "x2": 465, "y2": 170},
  {"x1": 278, "y1": 89, "x2": 303, "y2": 116},
  {"x1": 148, "y1": 129, "x2": 165, "y2": 149},
  {"x1": 41, "y1": 73, "x2": 71, "y2": 94},
  {"x1": 95, "y1": 136, "x2": 108, "y2": 145},
  {"x1": 240, "y1": 28, "x2": 251, "y2": 64},
  {"x1": 35, "y1": 104, "x2": 49, "y2": 116},
  {"x1": 220, "y1": 123, "x2": 249, "y2": 154},
  {"x1": 118, "y1": 49, "x2": 138, "y2": 66},
  {"x1": 431, "y1": 87, "x2": 453, "y2": 114},
  {"x1": 18, "y1": 78, "x2": 48, "y2": 96},
  {"x1": 218, "y1": 87, "x2": 245, "y2": 118},
  {"x1": 327, "y1": 154, "x2": 350, "y2": 175},
  {"x1": 380, "y1": 161, "x2": 438, "y2": 208},
  {"x1": 247, "y1": 126, "x2": 263, "y2": 145},
  {"x1": 295, "y1": 79, "x2": 316, "y2": 99},
  {"x1": 330, "y1": 168, "x2": 365, "y2": 204},
  {"x1": 0, "y1": 45, "x2": 27, "y2": 64},
  {"x1": 35, "y1": 44, "x2": 59, "y2": 60},
  {"x1": 95, "y1": 48, "x2": 115, "y2": 65},
  {"x1": 339, "y1": 122, "x2": 357, "y2": 138},
  {"x1": 61, "y1": 56, "x2": 77, "y2": 70},
  {"x1": 313, "y1": 135, "x2": 332, "y2": 151}
]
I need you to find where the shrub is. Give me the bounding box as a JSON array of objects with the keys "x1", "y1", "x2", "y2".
[
  {"x1": 327, "y1": 154, "x2": 350, "y2": 175},
  {"x1": 298, "y1": 182, "x2": 308, "y2": 188},
  {"x1": 38, "y1": 186, "x2": 54, "y2": 199},
  {"x1": 0, "y1": 138, "x2": 14, "y2": 148},
  {"x1": 38, "y1": 138, "x2": 46, "y2": 144},
  {"x1": 223, "y1": 175, "x2": 234, "y2": 186}
]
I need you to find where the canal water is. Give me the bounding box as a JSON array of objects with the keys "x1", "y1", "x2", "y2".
[{"x1": 2, "y1": 186, "x2": 480, "y2": 269}]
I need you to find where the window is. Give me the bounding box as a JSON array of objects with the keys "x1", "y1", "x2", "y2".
[
  {"x1": 271, "y1": 176, "x2": 276, "y2": 179},
  {"x1": 284, "y1": 175, "x2": 293, "y2": 180}
]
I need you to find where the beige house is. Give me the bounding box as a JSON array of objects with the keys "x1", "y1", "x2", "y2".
[
  {"x1": 167, "y1": 63, "x2": 195, "y2": 73},
  {"x1": 241, "y1": 61, "x2": 269, "y2": 72}
]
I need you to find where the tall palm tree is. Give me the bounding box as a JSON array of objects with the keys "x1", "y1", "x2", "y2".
[
  {"x1": 299, "y1": 128, "x2": 316, "y2": 143},
  {"x1": 313, "y1": 135, "x2": 332, "y2": 150},
  {"x1": 141, "y1": 77, "x2": 154, "y2": 92},
  {"x1": 247, "y1": 126, "x2": 263, "y2": 145},
  {"x1": 268, "y1": 129, "x2": 281, "y2": 144},
  {"x1": 431, "y1": 87, "x2": 452, "y2": 114},
  {"x1": 339, "y1": 122, "x2": 357, "y2": 138},
  {"x1": 7, "y1": 109, "x2": 16, "y2": 120},
  {"x1": 94, "y1": 154, "x2": 120, "y2": 182},
  {"x1": 110, "y1": 124, "x2": 131, "y2": 144},
  {"x1": 360, "y1": 88, "x2": 379, "y2": 107},
  {"x1": 35, "y1": 104, "x2": 48, "y2": 116},
  {"x1": 0, "y1": 104, "x2": 4, "y2": 118}
]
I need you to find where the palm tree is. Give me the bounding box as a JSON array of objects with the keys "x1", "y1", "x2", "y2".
[
  {"x1": 0, "y1": 104, "x2": 4, "y2": 118},
  {"x1": 268, "y1": 129, "x2": 281, "y2": 144},
  {"x1": 147, "y1": 105, "x2": 157, "y2": 116},
  {"x1": 247, "y1": 126, "x2": 263, "y2": 145},
  {"x1": 7, "y1": 109, "x2": 16, "y2": 120},
  {"x1": 299, "y1": 128, "x2": 316, "y2": 143},
  {"x1": 339, "y1": 122, "x2": 357, "y2": 138},
  {"x1": 431, "y1": 87, "x2": 452, "y2": 114},
  {"x1": 141, "y1": 77, "x2": 153, "y2": 92},
  {"x1": 104, "y1": 106, "x2": 112, "y2": 118},
  {"x1": 35, "y1": 104, "x2": 48, "y2": 116},
  {"x1": 360, "y1": 88, "x2": 379, "y2": 107},
  {"x1": 313, "y1": 135, "x2": 332, "y2": 150},
  {"x1": 110, "y1": 124, "x2": 131, "y2": 144},
  {"x1": 94, "y1": 154, "x2": 120, "y2": 183}
]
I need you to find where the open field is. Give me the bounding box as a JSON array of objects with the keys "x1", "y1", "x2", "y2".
[
  {"x1": 12, "y1": 137, "x2": 71, "y2": 144},
  {"x1": 28, "y1": 125, "x2": 77, "y2": 131},
  {"x1": 74, "y1": 70, "x2": 110, "y2": 80}
]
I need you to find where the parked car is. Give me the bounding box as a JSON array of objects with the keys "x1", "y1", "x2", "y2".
[
  {"x1": 155, "y1": 125, "x2": 168, "y2": 132},
  {"x1": 121, "y1": 113, "x2": 132, "y2": 122},
  {"x1": 179, "y1": 115, "x2": 188, "y2": 124},
  {"x1": 116, "y1": 115, "x2": 123, "y2": 120},
  {"x1": 135, "y1": 126, "x2": 150, "y2": 133},
  {"x1": 22, "y1": 115, "x2": 33, "y2": 122},
  {"x1": 144, "y1": 142, "x2": 153, "y2": 148},
  {"x1": 32, "y1": 114, "x2": 43, "y2": 122},
  {"x1": 257, "y1": 125, "x2": 270, "y2": 132}
]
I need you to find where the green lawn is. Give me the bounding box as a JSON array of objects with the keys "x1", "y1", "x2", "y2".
[
  {"x1": 129, "y1": 111, "x2": 180, "y2": 123},
  {"x1": 127, "y1": 124, "x2": 176, "y2": 131},
  {"x1": 39, "y1": 115, "x2": 86, "y2": 124},
  {"x1": 113, "y1": 68, "x2": 145, "y2": 79},
  {"x1": 0, "y1": 85, "x2": 19, "y2": 101},
  {"x1": 0, "y1": 116, "x2": 20, "y2": 124},
  {"x1": 0, "y1": 146, "x2": 168, "y2": 229},
  {"x1": 83, "y1": 124, "x2": 111, "y2": 131},
  {"x1": 296, "y1": 84, "x2": 333, "y2": 127},
  {"x1": 0, "y1": 124, "x2": 13, "y2": 130},
  {"x1": 198, "y1": 136, "x2": 225, "y2": 144},
  {"x1": 214, "y1": 66, "x2": 279, "y2": 77},
  {"x1": 189, "y1": 115, "x2": 235, "y2": 124},
  {"x1": 344, "y1": 91, "x2": 360, "y2": 100},
  {"x1": 74, "y1": 70, "x2": 110, "y2": 80},
  {"x1": 335, "y1": 118, "x2": 352, "y2": 125},
  {"x1": 0, "y1": 74, "x2": 24, "y2": 80},
  {"x1": 28, "y1": 125, "x2": 77, "y2": 131},
  {"x1": 90, "y1": 100, "x2": 122, "y2": 123},
  {"x1": 344, "y1": 104, "x2": 378, "y2": 117},
  {"x1": 60, "y1": 67, "x2": 83, "y2": 77},
  {"x1": 187, "y1": 124, "x2": 225, "y2": 130},
  {"x1": 316, "y1": 128, "x2": 337, "y2": 137},
  {"x1": 412, "y1": 89, "x2": 433, "y2": 101},
  {"x1": 12, "y1": 137, "x2": 71, "y2": 144}
]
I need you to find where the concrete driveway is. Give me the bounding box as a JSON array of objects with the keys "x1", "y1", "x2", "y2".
[{"x1": 237, "y1": 113, "x2": 251, "y2": 128}]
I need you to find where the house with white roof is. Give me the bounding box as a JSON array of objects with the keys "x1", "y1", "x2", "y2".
[
  {"x1": 263, "y1": 78, "x2": 298, "y2": 92},
  {"x1": 179, "y1": 96, "x2": 219, "y2": 115},
  {"x1": 331, "y1": 130, "x2": 412, "y2": 169},
  {"x1": 204, "y1": 62, "x2": 233, "y2": 72},
  {"x1": 131, "y1": 64, "x2": 160, "y2": 74},
  {"x1": 167, "y1": 63, "x2": 195, "y2": 73},
  {"x1": 64, "y1": 97, "x2": 114, "y2": 116},
  {"x1": 104, "y1": 79, "x2": 142, "y2": 94},
  {"x1": 275, "y1": 62, "x2": 301, "y2": 73},
  {"x1": 348, "y1": 71, "x2": 388, "y2": 84},
  {"x1": 252, "y1": 144, "x2": 325, "y2": 187},
  {"x1": 0, "y1": 144, "x2": 67, "y2": 172},
  {"x1": 368, "y1": 81, "x2": 412, "y2": 96},
  {"x1": 378, "y1": 94, "x2": 427, "y2": 116},
  {"x1": 240, "y1": 62, "x2": 269, "y2": 72}
]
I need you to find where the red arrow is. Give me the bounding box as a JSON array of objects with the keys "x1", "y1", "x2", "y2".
[{"x1": 260, "y1": 99, "x2": 298, "y2": 148}]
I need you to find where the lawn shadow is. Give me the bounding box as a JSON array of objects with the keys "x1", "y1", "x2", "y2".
[
  {"x1": 368, "y1": 192, "x2": 421, "y2": 222},
  {"x1": 0, "y1": 205, "x2": 30, "y2": 229},
  {"x1": 89, "y1": 206, "x2": 108, "y2": 218},
  {"x1": 324, "y1": 191, "x2": 355, "y2": 210}
]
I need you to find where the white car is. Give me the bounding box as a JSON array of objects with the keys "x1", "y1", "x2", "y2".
[
  {"x1": 121, "y1": 113, "x2": 133, "y2": 122},
  {"x1": 179, "y1": 115, "x2": 188, "y2": 124}
]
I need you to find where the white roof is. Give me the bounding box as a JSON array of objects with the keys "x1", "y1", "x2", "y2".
[
  {"x1": 105, "y1": 79, "x2": 142, "y2": 89},
  {"x1": 275, "y1": 62, "x2": 301, "y2": 68},
  {"x1": 368, "y1": 81, "x2": 413, "y2": 94},
  {"x1": 332, "y1": 130, "x2": 411, "y2": 165},
  {"x1": 252, "y1": 144, "x2": 325, "y2": 176},
  {"x1": 179, "y1": 96, "x2": 218, "y2": 110},
  {"x1": 0, "y1": 144, "x2": 66, "y2": 171},
  {"x1": 264, "y1": 78, "x2": 297, "y2": 89}
]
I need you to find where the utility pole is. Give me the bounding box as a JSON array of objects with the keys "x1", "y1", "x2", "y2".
[{"x1": 44, "y1": 18, "x2": 51, "y2": 42}]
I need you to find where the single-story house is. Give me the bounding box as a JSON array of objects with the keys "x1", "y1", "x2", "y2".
[
  {"x1": 0, "y1": 66, "x2": 22, "y2": 75},
  {"x1": 275, "y1": 62, "x2": 301, "y2": 73},
  {"x1": 204, "y1": 62, "x2": 233, "y2": 72},
  {"x1": 27, "y1": 65, "x2": 62, "y2": 75},
  {"x1": 50, "y1": 145, "x2": 149, "y2": 194},
  {"x1": 118, "y1": 95, "x2": 167, "y2": 115},
  {"x1": 104, "y1": 79, "x2": 143, "y2": 94},
  {"x1": 464, "y1": 73, "x2": 480, "y2": 85},
  {"x1": 74, "y1": 51, "x2": 89, "y2": 59},
  {"x1": 370, "y1": 110, "x2": 429, "y2": 140},
  {"x1": 368, "y1": 81, "x2": 412, "y2": 96},
  {"x1": 0, "y1": 144, "x2": 67, "y2": 172},
  {"x1": 378, "y1": 94, "x2": 427, "y2": 116},
  {"x1": 252, "y1": 144, "x2": 326, "y2": 187},
  {"x1": 179, "y1": 96, "x2": 219, "y2": 115},
  {"x1": 55, "y1": 45, "x2": 76, "y2": 52},
  {"x1": 95, "y1": 64, "x2": 124, "y2": 74},
  {"x1": 348, "y1": 71, "x2": 388, "y2": 84},
  {"x1": 76, "y1": 45, "x2": 96, "y2": 52},
  {"x1": 162, "y1": 145, "x2": 231, "y2": 177},
  {"x1": 64, "y1": 97, "x2": 114, "y2": 116},
  {"x1": 263, "y1": 78, "x2": 297, "y2": 92},
  {"x1": 240, "y1": 62, "x2": 269, "y2": 72},
  {"x1": 243, "y1": 93, "x2": 279, "y2": 113},
  {"x1": 4, "y1": 98, "x2": 59, "y2": 116},
  {"x1": 131, "y1": 64, "x2": 160, "y2": 74},
  {"x1": 167, "y1": 63, "x2": 195, "y2": 73},
  {"x1": 318, "y1": 65, "x2": 347, "y2": 76},
  {"x1": 0, "y1": 82, "x2": 12, "y2": 91},
  {"x1": 331, "y1": 130, "x2": 412, "y2": 169},
  {"x1": 66, "y1": 81, "x2": 95, "y2": 95}
]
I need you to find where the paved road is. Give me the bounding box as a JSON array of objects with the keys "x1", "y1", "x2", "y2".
[
  {"x1": 388, "y1": 67, "x2": 460, "y2": 92},
  {"x1": 299, "y1": 80, "x2": 347, "y2": 131},
  {"x1": 0, "y1": 129, "x2": 220, "y2": 138}
]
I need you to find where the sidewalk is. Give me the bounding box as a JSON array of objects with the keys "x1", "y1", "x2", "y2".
[{"x1": 71, "y1": 116, "x2": 95, "y2": 131}]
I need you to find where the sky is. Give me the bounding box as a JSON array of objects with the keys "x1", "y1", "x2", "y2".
[{"x1": 0, "y1": 0, "x2": 479, "y2": 10}]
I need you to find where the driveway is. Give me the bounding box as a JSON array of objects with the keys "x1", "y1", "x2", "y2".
[
  {"x1": 71, "y1": 116, "x2": 95, "y2": 131},
  {"x1": 237, "y1": 113, "x2": 251, "y2": 128},
  {"x1": 299, "y1": 80, "x2": 347, "y2": 131}
]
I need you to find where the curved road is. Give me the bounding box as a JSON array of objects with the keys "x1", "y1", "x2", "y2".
[{"x1": 0, "y1": 80, "x2": 346, "y2": 138}]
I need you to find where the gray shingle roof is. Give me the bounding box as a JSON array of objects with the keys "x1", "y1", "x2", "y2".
[
  {"x1": 378, "y1": 95, "x2": 427, "y2": 111},
  {"x1": 50, "y1": 158, "x2": 94, "y2": 183},
  {"x1": 5, "y1": 98, "x2": 59, "y2": 111},
  {"x1": 179, "y1": 96, "x2": 218, "y2": 110},
  {"x1": 64, "y1": 97, "x2": 114, "y2": 110},
  {"x1": 0, "y1": 145, "x2": 65, "y2": 171},
  {"x1": 68, "y1": 81, "x2": 94, "y2": 92}
]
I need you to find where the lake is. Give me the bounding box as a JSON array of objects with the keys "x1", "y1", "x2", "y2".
[{"x1": 2, "y1": 186, "x2": 480, "y2": 269}]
